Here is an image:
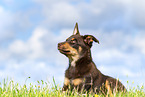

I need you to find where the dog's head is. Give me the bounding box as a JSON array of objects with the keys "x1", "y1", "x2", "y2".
[{"x1": 58, "y1": 23, "x2": 99, "y2": 62}]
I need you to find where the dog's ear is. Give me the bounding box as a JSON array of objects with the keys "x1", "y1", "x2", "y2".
[
  {"x1": 73, "y1": 22, "x2": 80, "y2": 35},
  {"x1": 83, "y1": 35, "x2": 99, "y2": 47}
]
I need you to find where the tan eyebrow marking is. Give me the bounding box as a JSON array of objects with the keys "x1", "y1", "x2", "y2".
[{"x1": 71, "y1": 38, "x2": 75, "y2": 41}]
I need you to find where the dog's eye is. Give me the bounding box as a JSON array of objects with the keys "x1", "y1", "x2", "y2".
[{"x1": 70, "y1": 39, "x2": 77, "y2": 44}]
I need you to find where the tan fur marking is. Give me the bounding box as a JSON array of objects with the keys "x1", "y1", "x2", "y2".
[
  {"x1": 71, "y1": 55, "x2": 79, "y2": 67},
  {"x1": 72, "y1": 78, "x2": 83, "y2": 86},
  {"x1": 105, "y1": 80, "x2": 113, "y2": 97},
  {"x1": 64, "y1": 77, "x2": 70, "y2": 86},
  {"x1": 78, "y1": 46, "x2": 82, "y2": 53},
  {"x1": 87, "y1": 36, "x2": 93, "y2": 42},
  {"x1": 64, "y1": 43, "x2": 78, "y2": 55},
  {"x1": 90, "y1": 39, "x2": 93, "y2": 42},
  {"x1": 71, "y1": 38, "x2": 75, "y2": 41},
  {"x1": 64, "y1": 43, "x2": 79, "y2": 67}
]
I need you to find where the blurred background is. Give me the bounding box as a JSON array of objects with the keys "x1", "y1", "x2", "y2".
[{"x1": 0, "y1": 0, "x2": 145, "y2": 88}]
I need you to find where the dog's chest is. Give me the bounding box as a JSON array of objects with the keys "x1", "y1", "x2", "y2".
[
  {"x1": 64, "y1": 67, "x2": 93, "y2": 87},
  {"x1": 66, "y1": 66, "x2": 81, "y2": 78}
]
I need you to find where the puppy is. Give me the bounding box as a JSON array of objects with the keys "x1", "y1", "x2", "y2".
[{"x1": 58, "y1": 23, "x2": 126, "y2": 95}]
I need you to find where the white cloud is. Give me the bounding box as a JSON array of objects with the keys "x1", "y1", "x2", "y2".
[
  {"x1": 0, "y1": 6, "x2": 14, "y2": 42},
  {"x1": 131, "y1": 0, "x2": 145, "y2": 28},
  {"x1": 122, "y1": 69, "x2": 141, "y2": 77},
  {"x1": 0, "y1": 61, "x2": 55, "y2": 84},
  {"x1": 8, "y1": 27, "x2": 49, "y2": 60},
  {"x1": 0, "y1": 25, "x2": 69, "y2": 84},
  {"x1": 134, "y1": 33, "x2": 145, "y2": 54},
  {"x1": 39, "y1": 2, "x2": 80, "y2": 30},
  {"x1": 0, "y1": 6, "x2": 4, "y2": 13},
  {"x1": 48, "y1": 2, "x2": 79, "y2": 21},
  {"x1": 0, "y1": 25, "x2": 71, "y2": 68},
  {"x1": 9, "y1": 40, "x2": 27, "y2": 55},
  {"x1": 32, "y1": 0, "x2": 145, "y2": 31}
]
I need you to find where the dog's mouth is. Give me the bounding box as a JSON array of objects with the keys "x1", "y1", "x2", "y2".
[{"x1": 58, "y1": 49, "x2": 71, "y2": 54}]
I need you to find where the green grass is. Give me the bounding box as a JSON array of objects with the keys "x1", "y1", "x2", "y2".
[{"x1": 0, "y1": 78, "x2": 145, "y2": 97}]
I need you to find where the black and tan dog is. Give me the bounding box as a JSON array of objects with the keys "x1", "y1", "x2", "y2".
[{"x1": 58, "y1": 23, "x2": 126, "y2": 95}]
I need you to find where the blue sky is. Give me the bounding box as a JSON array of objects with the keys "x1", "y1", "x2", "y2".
[{"x1": 0, "y1": 0, "x2": 145, "y2": 88}]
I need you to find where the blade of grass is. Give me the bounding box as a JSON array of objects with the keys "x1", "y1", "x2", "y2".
[{"x1": 53, "y1": 76, "x2": 58, "y2": 91}]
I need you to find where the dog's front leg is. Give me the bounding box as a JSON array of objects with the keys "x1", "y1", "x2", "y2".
[
  {"x1": 62, "y1": 77, "x2": 70, "y2": 91},
  {"x1": 62, "y1": 84, "x2": 69, "y2": 91}
]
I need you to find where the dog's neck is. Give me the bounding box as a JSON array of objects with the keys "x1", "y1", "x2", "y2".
[
  {"x1": 68, "y1": 49, "x2": 92, "y2": 67},
  {"x1": 68, "y1": 54, "x2": 79, "y2": 67}
]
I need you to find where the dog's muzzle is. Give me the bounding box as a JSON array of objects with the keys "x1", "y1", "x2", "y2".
[{"x1": 58, "y1": 42, "x2": 70, "y2": 54}]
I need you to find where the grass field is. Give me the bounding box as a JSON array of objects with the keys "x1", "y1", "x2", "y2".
[{"x1": 0, "y1": 78, "x2": 145, "y2": 97}]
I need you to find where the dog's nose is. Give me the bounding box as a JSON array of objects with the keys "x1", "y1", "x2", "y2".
[
  {"x1": 58, "y1": 42, "x2": 64, "y2": 49},
  {"x1": 58, "y1": 43, "x2": 62, "y2": 47}
]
